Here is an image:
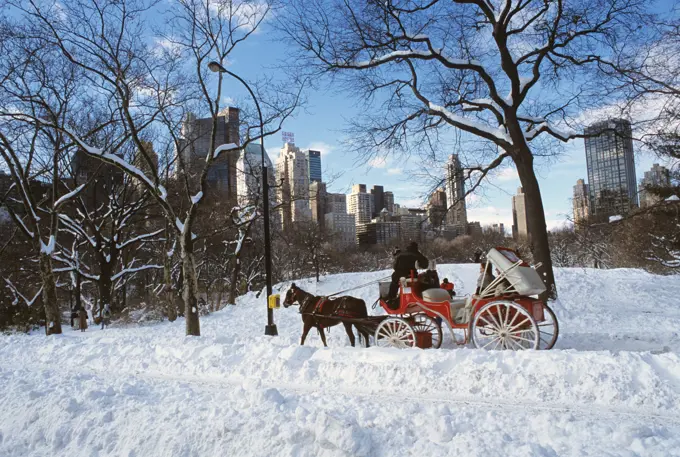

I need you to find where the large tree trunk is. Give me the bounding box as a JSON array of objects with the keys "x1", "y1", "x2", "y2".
[
  {"x1": 180, "y1": 234, "x2": 200, "y2": 336},
  {"x1": 163, "y1": 228, "x2": 178, "y2": 321},
  {"x1": 38, "y1": 253, "x2": 62, "y2": 335},
  {"x1": 98, "y1": 263, "x2": 113, "y2": 316},
  {"x1": 514, "y1": 150, "x2": 557, "y2": 302}
]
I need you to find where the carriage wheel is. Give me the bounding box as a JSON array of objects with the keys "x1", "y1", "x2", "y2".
[
  {"x1": 470, "y1": 301, "x2": 539, "y2": 350},
  {"x1": 375, "y1": 318, "x2": 416, "y2": 349},
  {"x1": 410, "y1": 314, "x2": 442, "y2": 349},
  {"x1": 538, "y1": 303, "x2": 559, "y2": 350}
]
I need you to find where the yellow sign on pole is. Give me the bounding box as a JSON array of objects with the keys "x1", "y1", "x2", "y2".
[{"x1": 268, "y1": 294, "x2": 280, "y2": 309}]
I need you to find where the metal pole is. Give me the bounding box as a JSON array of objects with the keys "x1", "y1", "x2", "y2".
[
  {"x1": 208, "y1": 61, "x2": 277, "y2": 336},
  {"x1": 262, "y1": 164, "x2": 277, "y2": 336}
]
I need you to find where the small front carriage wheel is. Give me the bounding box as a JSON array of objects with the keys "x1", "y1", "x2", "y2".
[
  {"x1": 470, "y1": 301, "x2": 539, "y2": 350},
  {"x1": 375, "y1": 318, "x2": 416, "y2": 349}
]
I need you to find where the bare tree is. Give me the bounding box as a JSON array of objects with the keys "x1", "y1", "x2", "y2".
[
  {"x1": 282, "y1": 0, "x2": 653, "y2": 300},
  {"x1": 7, "y1": 0, "x2": 302, "y2": 335},
  {"x1": 0, "y1": 28, "x2": 92, "y2": 334},
  {"x1": 56, "y1": 162, "x2": 164, "y2": 317}
]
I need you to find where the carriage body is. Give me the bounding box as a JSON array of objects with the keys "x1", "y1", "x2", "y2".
[{"x1": 374, "y1": 247, "x2": 558, "y2": 350}]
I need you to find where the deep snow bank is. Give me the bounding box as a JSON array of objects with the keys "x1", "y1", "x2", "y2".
[{"x1": 2, "y1": 265, "x2": 680, "y2": 457}]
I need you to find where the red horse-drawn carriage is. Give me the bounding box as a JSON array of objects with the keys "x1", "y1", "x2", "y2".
[{"x1": 373, "y1": 247, "x2": 558, "y2": 350}]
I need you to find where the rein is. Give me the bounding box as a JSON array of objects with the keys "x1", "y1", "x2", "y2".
[{"x1": 323, "y1": 275, "x2": 391, "y2": 299}]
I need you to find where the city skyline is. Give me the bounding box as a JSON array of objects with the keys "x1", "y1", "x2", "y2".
[
  {"x1": 172, "y1": 116, "x2": 668, "y2": 238},
  {"x1": 264, "y1": 129, "x2": 667, "y2": 233}
]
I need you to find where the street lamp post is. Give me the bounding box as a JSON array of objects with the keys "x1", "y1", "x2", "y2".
[{"x1": 208, "y1": 61, "x2": 278, "y2": 336}]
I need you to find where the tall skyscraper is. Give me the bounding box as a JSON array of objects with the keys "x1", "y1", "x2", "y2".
[
  {"x1": 236, "y1": 143, "x2": 276, "y2": 207},
  {"x1": 348, "y1": 184, "x2": 374, "y2": 224},
  {"x1": 512, "y1": 187, "x2": 530, "y2": 240},
  {"x1": 309, "y1": 181, "x2": 328, "y2": 228},
  {"x1": 370, "y1": 185, "x2": 385, "y2": 217},
  {"x1": 304, "y1": 149, "x2": 322, "y2": 183},
  {"x1": 445, "y1": 154, "x2": 468, "y2": 232},
  {"x1": 572, "y1": 179, "x2": 590, "y2": 225},
  {"x1": 384, "y1": 191, "x2": 394, "y2": 215},
  {"x1": 584, "y1": 118, "x2": 638, "y2": 218},
  {"x1": 176, "y1": 108, "x2": 240, "y2": 200},
  {"x1": 276, "y1": 143, "x2": 312, "y2": 229},
  {"x1": 639, "y1": 163, "x2": 671, "y2": 208}
]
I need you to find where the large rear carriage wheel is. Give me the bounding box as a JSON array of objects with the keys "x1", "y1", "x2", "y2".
[
  {"x1": 375, "y1": 318, "x2": 416, "y2": 349},
  {"x1": 538, "y1": 303, "x2": 559, "y2": 350},
  {"x1": 410, "y1": 314, "x2": 443, "y2": 349},
  {"x1": 470, "y1": 301, "x2": 539, "y2": 350}
]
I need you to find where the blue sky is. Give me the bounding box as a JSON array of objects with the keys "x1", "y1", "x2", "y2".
[{"x1": 219, "y1": 16, "x2": 670, "y2": 232}]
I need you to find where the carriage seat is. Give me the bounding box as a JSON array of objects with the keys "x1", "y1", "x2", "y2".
[
  {"x1": 421, "y1": 288, "x2": 452, "y2": 303},
  {"x1": 451, "y1": 297, "x2": 470, "y2": 324},
  {"x1": 449, "y1": 297, "x2": 467, "y2": 310}
]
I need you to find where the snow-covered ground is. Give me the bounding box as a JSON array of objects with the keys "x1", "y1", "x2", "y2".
[{"x1": 2, "y1": 265, "x2": 680, "y2": 456}]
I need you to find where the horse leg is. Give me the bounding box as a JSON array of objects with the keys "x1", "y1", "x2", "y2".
[
  {"x1": 300, "y1": 322, "x2": 312, "y2": 345},
  {"x1": 359, "y1": 328, "x2": 370, "y2": 348},
  {"x1": 343, "y1": 322, "x2": 356, "y2": 347},
  {"x1": 318, "y1": 326, "x2": 328, "y2": 347}
]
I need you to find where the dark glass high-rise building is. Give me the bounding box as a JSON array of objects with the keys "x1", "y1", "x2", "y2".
[
  {"x1": 305, "y1": 149, "x2": 322, "y2": 183},
  {"x1": 370, "y1": 185, "x2": 385, "y2": 217},
  {"x1": 584, "y1": 119, "x2": 638, "y2": 219},
  {"x1": 176, "y1": 108, "x2": 240, "y2": 200}
]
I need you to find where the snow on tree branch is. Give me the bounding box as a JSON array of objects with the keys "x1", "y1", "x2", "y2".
[
  {"x1": 191, "y1": 191, "x2": 203, "y2": 204},
  {"x1": 212, "y1": 143, "x2": 239, "y2": 160},
  {"x1": 116, "y1": 229, "x2": 164, "y2": 250},
  {"x1": 111, "y1": 264, "x2": 164, "y2": 281},
  {"x1": 40, "y1": 236, "x2": 56, "y2": 255},
  {"x1": 62, "y1": 127, "x2": 168, "y2": 201},
  {"x1": 427, "y1": 102, "x2": 512, "y2": 144},
  {"x1": 53, "y1": 184, "x2": 86, "y2": 209},
  {"x1": 4, "y1": 278, "x2": 42, "y2": 307}
]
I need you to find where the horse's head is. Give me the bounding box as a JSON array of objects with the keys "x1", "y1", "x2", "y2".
[{"x1": 283, "y1": 283, "x2": 302, "y2": 308}]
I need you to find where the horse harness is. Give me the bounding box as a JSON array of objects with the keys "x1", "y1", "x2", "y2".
[{"x1": 298, "y1": 293, "x2": 360, "y2": 321}]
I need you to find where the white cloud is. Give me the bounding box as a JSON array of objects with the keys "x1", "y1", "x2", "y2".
[
  {"x1": 222, "y1": 96, "x2": 236, "y2": 107},
  {"x1": 304, "y1": 141, "x2": 335, "y2": 156},
  {"x1": 387, "y1": 168, "x2": 402, "y2": 175},
  {"x1": 496, "y1": 167, "x2": 519, "y2": 182},
  {"x1": 369, "y1": 157, "x2": 387, "y2": 168},
  {"x1": 153, "y1": 38, "x2": 182, "y2": 58}
]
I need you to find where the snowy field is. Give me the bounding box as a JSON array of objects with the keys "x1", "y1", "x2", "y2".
[{"x1": 2, "y1": 264, "x2": 680, "y2": 457}]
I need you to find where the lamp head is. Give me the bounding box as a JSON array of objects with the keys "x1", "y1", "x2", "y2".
[{"x1": 208, "y1": 61, "x2": 225, "y2": 73}]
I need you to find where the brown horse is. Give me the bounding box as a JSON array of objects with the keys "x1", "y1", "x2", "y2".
[{"x1": 283, "y1": 283, "x2": 370, "y2": 347}]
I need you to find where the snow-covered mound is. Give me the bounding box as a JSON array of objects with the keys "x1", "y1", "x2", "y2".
[{"x1": 1, "y1": 265, "x2": 680, "y2": 457}]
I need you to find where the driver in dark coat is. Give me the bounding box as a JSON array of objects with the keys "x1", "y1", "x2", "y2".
[{"x1": 387, "y1": 241, "x2": 429, "y2": 309}]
